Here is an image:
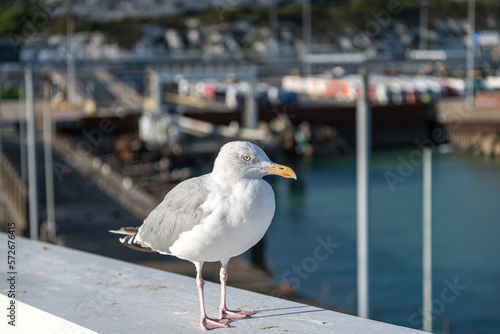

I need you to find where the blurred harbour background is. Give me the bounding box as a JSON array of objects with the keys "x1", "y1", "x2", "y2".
[
  {"x1": 1, "y1": 0, "x2": 500, "y2": 333},
  {"x1": 267, "y1": 149, "x2": 500, "y2": 334}
]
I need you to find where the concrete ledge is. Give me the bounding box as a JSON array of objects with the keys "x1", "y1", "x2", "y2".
[
  {"x1": 0, "y1": 294, "x2": 97, "y2": 334},
  {"x1": 0, "y1": 233, "x2": 426, "y2": 333}
]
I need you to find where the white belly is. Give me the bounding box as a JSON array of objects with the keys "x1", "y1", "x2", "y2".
[{"x1": 169, "y1": 180, "x2": 275, "y2": 263}]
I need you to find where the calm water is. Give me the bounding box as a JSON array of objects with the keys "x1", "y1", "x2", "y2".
[{"x1": 265, "y1": 149, "x2": 500, "y2": 334}]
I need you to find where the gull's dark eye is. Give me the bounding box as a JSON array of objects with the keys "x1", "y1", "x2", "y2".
[{"x1": 242, "y1": 155, "x2": 251, "y2": 161}]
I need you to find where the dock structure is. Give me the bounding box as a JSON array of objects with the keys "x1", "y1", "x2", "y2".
[
  {"x1": 0, "y1": 152, "x2": 27, "y2": 234},
  {"x1": 140, "y1": 64, "x2": 259, "y2": 147},
  {"x1": 47, "y1": 66, "x2": 143, "y2": 113},
  {"x1": 185, "y1": 103, "x2": 431, "y2": 149},
  {"x1": 0, "y1": 233, "x2": 427, "y2": 334},
  {"x1": 436, "y1": 96, "x2": 500, "y2": 154}
]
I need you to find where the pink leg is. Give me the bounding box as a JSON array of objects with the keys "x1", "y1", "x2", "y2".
[
  {"x1": 218, "y1": 260, "x2": 256, "y2": 319},
  {"x1": 194, "y1": 262, "x2": 231, "y2": 330}
]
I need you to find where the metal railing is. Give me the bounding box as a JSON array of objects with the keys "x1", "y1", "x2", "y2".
[{"x1": 0, "y1": 153, "x2": 28, "y2": 234}]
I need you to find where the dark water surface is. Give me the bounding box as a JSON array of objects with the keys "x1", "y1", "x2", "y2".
[{"x1": 266, "y1": 149, "x2": 500, "y2": 334}]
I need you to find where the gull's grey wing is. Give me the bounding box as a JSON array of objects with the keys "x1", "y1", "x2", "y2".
[{"x1": 136, "y1": 174, "x2": 211, "y2": 253}]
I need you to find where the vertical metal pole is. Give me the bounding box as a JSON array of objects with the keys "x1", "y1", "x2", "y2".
[
  {"x1": 270, "y1": 4, "x2": 279, "y2": 57},
  {"x1": 67, "y1": 0, "x2": 76, "y2": 107},
  {"x1": 466, "y1": 0, "x2": 475, "y2": 111},
  {"x1": 419, "y1": 0, "x2": 428, "y2": 50},
  {"x1": 0, "y1": 85, "x2": 2, "y2": 230},
  {"x1": 0, "y1": 80, "x2": 2, "y2": 158},
  {"x1": 155, "y1": 71, "x2": 162, "y2": 117},
  {"x1": 0, "y1": 64, "x2": 10, "y2": 160},
  {"x1": 25, "y1": 64, "x2": 39, "y2": 240},
  {"x1": 0, "y1": 94, "x2": 2, "y2": 223},
  {"x1": 0, "y1": 77, "x2": 3, "y2": 222},
  {"x1": 422, "y1": 147, "x2": 433, "y2": 332},
  {"x1": 151, "y1": 68, "x2": 162, "y2": 145},
  {"x1": 302, "y1": 0, "x2": 311, "y2": 75},
  {"x1": 356, "y1": 72, "x2": 370, "y2": 319},
  {"x1": 244, "y1": 74, "x2": 258, "y2": 129},
  {"x1": 149, "y1": 68, "x2": 161, "y2": 117},
  {"x1": 43, "y1": 83, "x2": 56, "y2": 242},
  {"x1": 19, "y1": 86, "x2": 28, "y2": 183}
]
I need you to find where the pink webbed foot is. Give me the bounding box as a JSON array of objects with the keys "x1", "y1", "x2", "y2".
[
  {"x1": 220, "y1": 308, "x2": 256, "y2": 319},
  {"x1": 200, "y1": 317, "x2": 231, "y2": 330}
]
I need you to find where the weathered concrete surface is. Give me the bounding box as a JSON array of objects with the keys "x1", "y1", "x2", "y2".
[{"x1": 0, "y1": 233, "x2": 427, "y2": 334}]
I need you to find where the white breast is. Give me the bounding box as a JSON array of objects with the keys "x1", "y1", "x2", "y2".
[{"x1": 169, "y1": 179, "x2": 275, "y2": 263}]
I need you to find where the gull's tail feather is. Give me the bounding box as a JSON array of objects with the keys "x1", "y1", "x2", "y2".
[
  {"x1": 109, "y1": 227, "x2": 138, "y2": 236},
  {"x1": 109, "y1": 227, "x2": 156, "y2": 253}
]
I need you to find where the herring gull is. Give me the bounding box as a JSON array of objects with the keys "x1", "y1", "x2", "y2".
[{"x1": 110, "y1": 141, "x2": 297, "y2": 330}]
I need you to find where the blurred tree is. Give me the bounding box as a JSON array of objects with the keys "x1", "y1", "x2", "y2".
[{"x1": 0, "y1": 2, "x2": 35, "y2": 37}]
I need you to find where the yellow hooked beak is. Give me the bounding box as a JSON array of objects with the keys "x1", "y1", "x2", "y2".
[{"x1": 263, "y1": 163, "x2": 297, "y2": 180}]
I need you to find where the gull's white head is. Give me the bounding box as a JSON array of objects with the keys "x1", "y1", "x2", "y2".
[{"x1": 213, "y1": 141, "x2": 297, "y2": 180}]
